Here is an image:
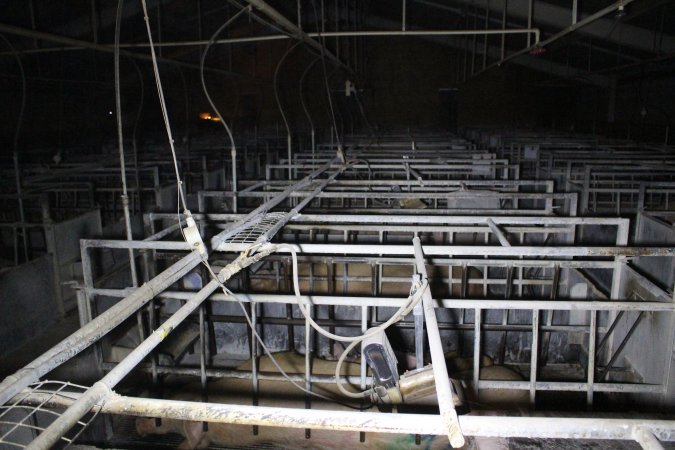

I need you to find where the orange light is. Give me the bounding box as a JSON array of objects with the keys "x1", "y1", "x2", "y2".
[
  {"x1": 210, "y1": 116, "x2": 221, "y2": 121},
  {"x1": 199, "y1": 112, "x2": 212, "y2": 120}
]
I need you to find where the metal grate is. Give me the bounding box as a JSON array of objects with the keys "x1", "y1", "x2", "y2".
[
  {"x1": 0, "y1": 380, "x2": 101, "y2": 449},
  {"x1": 223, "y1": 212, "x2": 287, "y2": 244}
]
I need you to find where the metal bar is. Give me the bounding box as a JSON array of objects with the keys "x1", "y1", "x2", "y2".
[
  {"x1": 530, "y1": 309, "x2": 539, "y2": 405},
  {"x1": 596, "y1": 310, "x2": 625, "y2": 356},
  {"x1": 113, "y1": 3, "x2": 139, "y2": 290},
  {"x1": 476, "y1": 379, "x2": 664, "y2": 393},
  {"x1": 219, "y1": 243, "x2": 675, "y2": 257},
  {"x1": 211, "y1": 159, "x2": 338, "y2": 250},
  {"x1": 14, "y1": 392, "x2": 675, "y2": 442},
  {"x1": 526, "y1": 0, "x2": 533, "y2": 46},
  {"x1": 242, "y1": 0, "x2": 348, "y2": 72},
  {"x1": 4, "y1": 28, "x2": 545, "y2": 53},
  {"x1": 0, "y1": 22, "x2": 243, "y2": 78},
  {"x1": 413, "y1": 237, "x2": 465, "y2": 448},
  {"x1": 473, "y1": 308, "x2": 481, "y2": 399},
  {"x1": 572, "y1": 0, "x2": 578, "y2": 24},
  {"x1": 102, "y1": 362, "x2": 662, "y2": 394},
  {"x1": 91, "y1": 289, "x2": 674, "y2": 312},
  {"x1": 413, "y1": 294, "x2": 425, "y2": 370},
  {"x1": 634, "y1": 427, "x2": 665, "y2": 450},
  {"x1": 485, "y1": 218, "x2": 511, "y2": 246},
  {"x1": 81, "y1": 238, "x2": 190, "y2": 250},
  {"x1": 152, "y1": 212, "x2": 630, "y2": 226},
  {"x1": 501, "y1": 0, "x2": 507, "y2": 59},
  {"x1": 475, "y1": 0, "x2": 635, "y2": 77},
  {"x1": 597, "y1": 312, "x2": 646, "y2": 382},
  {"x1": 253, "y1": 165, "x2": 346, "y2": 246},
  {"x1": 586, "y1": 309, "x2": 597, "y2": 409}
]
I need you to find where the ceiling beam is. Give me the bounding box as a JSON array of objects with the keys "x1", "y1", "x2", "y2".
[
  {"x1": 242, "y1": 0, "x2": 352, "y2": 74},
  {"x1": 0, "y1": 22, "x2": 244, "y2": 78},
  {"x1": 363, "y1": 15, "x2": 609, "y2": 87},
  {"x1": 425, "y1": 0, "x2": 675, "y2": 55}
]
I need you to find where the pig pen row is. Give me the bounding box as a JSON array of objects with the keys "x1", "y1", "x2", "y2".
[{"x1": 1, "y1": 132, "x2": 674, "y2": 449}]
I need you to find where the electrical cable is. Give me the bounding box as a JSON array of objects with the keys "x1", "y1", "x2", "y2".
[
  {"x1": 128, "y1": 58, "x2": 145, "y2": 216},
  {"x1": 274, "y1": 40, "x2": 304, "y2": 179},
  {"x1": 140, "y1": 2, "x2": 369, "y2": 407},
  {"x1": 311, "y1": 0, "x2": 342, "y2": 148},
  {"x1": 274, "y1": 40, "x2": 303, "y2": 145},
  {"x1": 139, "y1": 0, "x2": 187, "y2": 212},
  {"x1": 299, "y1": 56, "x2": 321, "y2": 136},
  {"x1": 218, "y1": 280, "x2": 371, "y2": 410},
  {"x1": 277, "y1": 244, "x2": 428, "y2": 398},
  {"x1": 177, "y1": 67, "x2": 190, "y2": 155},
  {"x1": 114, "y1": 0, "x2": 139, "y2": 288},
  {"x1": 139, "y1": 1, "x2": 400, "y2": 406},
  {"x1": 200, "y1": 6, "x2": 250, "y2": 155}
]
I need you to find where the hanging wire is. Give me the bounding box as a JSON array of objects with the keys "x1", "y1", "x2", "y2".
[
  {"x1": 138, "y1": 0, "x2": 367, "y2": 409},
  {"x1": 311, "y1": 0, "x2": 342, "y2": 147},
  {"x1": 299, "y1": 56, "x2": 321, "y2": 135},
  {"x1": 128, "y1": 57, "x2": 145, "y2": 216},
  {"x1": 139, "y1": 0, "x2": 187, "y2": 212},
  {"x1": 274, "y1": 40, "x2": 303, "y2": 142},
  {"x1": 199, "y1": 6, "x2": 251, "y2": 155},
  {"x1": 114, "y1": 0, "x2": 139, "y2": 287}
]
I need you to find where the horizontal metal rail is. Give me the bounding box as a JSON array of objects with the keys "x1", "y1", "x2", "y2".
[
  {"x1": 87, "y1": 289, "x2": 674, "y2": 312},
  {"x1": 12, "y1": 392, "x2": 675, "y2": 443}
]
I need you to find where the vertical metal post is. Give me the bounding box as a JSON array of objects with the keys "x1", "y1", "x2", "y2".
[
  {"x1": 527, "y1": 0, "x2": 533, "y2": 47},
  {"x1": 12, "y1": 152, "x2": 29, "y2": 263},
  {"x1": 297, "y1": 0, "x2": 302, "y2": 30},
  {"x1": 335, "y1": 0, "x2": 339, "y2": 59},
  {"x1": 572, "y1": 0, "x2": 578, "y2": 24},
  {"x1": 413, "y1": 270, "x2": 424, "y2": 370},
  {"x1": 360, "y1": 303, "x2": 367, "y2": 443},
  {"x1": 251, "y1": 301, "x2": 259, "y2": 435},
  {"x1": 483, "y1": 0, "x2": 489, "y2": 69},
  {"x1": 402, "y1": 0, "x2": 406, "y2": 31},
  {"x1": 232, "y1": 148, "x2": 238, "y2": 213},
  {"x1": 199, "y1": 304, "x2": 209, "y2": 432},
  {"x1": 76, "y1": 290, "x2": 91, "y2": 327},
  {"x1": 305, "y1": 301, "x2": 313, "y2": 439},
  {"x1": 471, "y1": 5, "x2": 477, "y2": 75},
  {"x1": 587, "y1": 310, "x2": 597, "y2": 409},
  {"x1": 501, "y1": 0, "x2": 507, "y2": 59},
  {"x1": 530, "y1": 309, "x2": 539, "y2": 406},
  {"x1": 608, "y1": 220, "x2": 629, "y2": 363},
  {"x1": 473, "y1": 308, "x2": 481, "y2": 400}
]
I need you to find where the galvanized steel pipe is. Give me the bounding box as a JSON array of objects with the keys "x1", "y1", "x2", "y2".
[{"x1": 413, "y1": 237, "x2": 465, "y2": 447}]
